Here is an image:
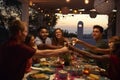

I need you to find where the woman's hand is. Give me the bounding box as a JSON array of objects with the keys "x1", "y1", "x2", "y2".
[
  {"x1": 71, "y1": 37, "x2": 86, "y2": 45},
  {"x1": 71, "y1": 37, "x2": 79, "y2": 44}
]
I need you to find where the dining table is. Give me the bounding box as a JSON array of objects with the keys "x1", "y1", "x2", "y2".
[{"x1": 23, "y1": 56, "x2": 110, "y2": 80}]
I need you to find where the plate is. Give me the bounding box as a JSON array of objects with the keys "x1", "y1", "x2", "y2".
[
  {"x1": 32, "y1": 64, "x2": 41, "y2": 67},
  {"x1": 31, "y1": 67, "x2": 55, "y2": 74},
  {"x1": 40, "y1": 61, "x2": 50, "y2": 66},
  {"x1": 31, "y1": 66, "x2": 43, "y2": 70},
  {"x1": 39, "y1": 67, "x2": 55, "y2": 74},
  {"x1": 32, "y1": 61, "x2": 50, "y2": 67},
  {"x1": 27, "y1": 73, "x2": 49, "y2": 80}
]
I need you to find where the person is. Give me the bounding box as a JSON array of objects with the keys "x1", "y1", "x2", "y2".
[
  {"x1": 52, "y1": 28, "x2": 71, "y2": 66},
  {"x1": 52, "y1": 28, "x2": 70, "y2": 46},
  {"x1": 82, "y1": 25, "x2": 108, "y2": 69},
  {"x1": 35, "y1": 27, "x2": 62, "y2": 62},
  {"x1": 70, "y1": 36, "x2": 120, "y2": 80},
  {"x1": 22, "y1": 34, "x2": 37, "y2": 80},
  {"x1": 24, "y1": 34, "x2": 37, "y2": 73},
  {"x1": 92, "y1": 25, "x2": 108, "y2": 50},
  {"x1": 0, "y1": 20, "x2": 69, "y2": 80},
  {"x1": 72, "y1": 36, "x2": 120, "y2": 54},
  {"x1": 35, "y1": 27, "x2": 59, "y2": 49},
  {"x1": 35, "y1": 27, "x2": 51, "y2": 46},
  {"x1": 0, "y1": 20, "x2": 9, "y2": 45}
]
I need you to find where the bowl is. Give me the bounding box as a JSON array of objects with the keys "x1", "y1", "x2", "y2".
[{"x1": 58, "y1": 70, "x2": 68, "y2": 79}]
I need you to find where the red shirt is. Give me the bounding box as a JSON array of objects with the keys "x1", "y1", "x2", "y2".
[
  {"x1": 0, "y1": 38, "x2": 36, "y2": 80},
  {"x1": 25, "y1": 58, "x2": 32, "y2": 73}
]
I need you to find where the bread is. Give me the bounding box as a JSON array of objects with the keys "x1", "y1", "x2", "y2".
[
  {"x1": 88, "y1": 74, "x2": 100, "y2": 80},
  {"x1": 31, "y1": 73, "x2": 49, "y2": 79}
]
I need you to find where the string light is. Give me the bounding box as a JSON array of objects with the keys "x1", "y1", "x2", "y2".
[
  {"x1": 29, "y1": 0, "x2": 32, "y2": 6},
  {"x1": 73, "y1": 10, "x2": 78, "y2": 13},
  {"x1": 32, "y1": 3, "x2": 35, "y2": 6},
  {"x1": 79, "y1": 12, "x2": 82, "y2": 14},
  {"x1": 38, "y1": 7, "x2": 40, "y2": 10},
  {"x1": 85, "y1": 0, "x2": 89, "y2": 4},
  {"x1": 66, "y1": 0, "x2": 70, "y2": 3},
  {"x1": 105, "y1": 0, "x2": 109, "y2": 3}
]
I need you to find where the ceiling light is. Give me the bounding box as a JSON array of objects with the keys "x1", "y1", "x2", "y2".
[
  {"x1": 79, "y1": 12, "x2": 82, "y2": 14},
  {"x1": 112, "y1": 9, "x2": 117, "y2": 12},
  {"x1": 29, "y1": 1, "x2": 32, "y2": 6},
  {"x1": 73, "y1": 10, "x2": 78, "y2": 13},
  {"x1": 69, "y1": 9, "x2": 73, "y2": 11},
  {"x1": 56, "y1": 8, "x2": 60, "y2": 11},
  {"x1": 105, "y1": 0, "x2": 109, "y2": 3},
  {"x1": 41, "y1": 10, "x2": 43, "y2": 13},
  {"x1": 85, "y1": 0, "x2": 89, "y2": 4},
  {"x1": 66, "y1": 0, "x2": 70, "y2": 3},
  {"x1": 90, "y1": 9, "x2": 96, "y2": 11},
  {"x1": 32, "y1": 4, "x2": 35, "y2": 6},
  {"x1": 38, "y1": 8, "x2": 40, "y2": 10},
  {"x1": 59, "y1": 11, "x2": 62, "y2": 13},
  {"x1": 78, "y1": 9, "x2": 85, "y2": 11}
]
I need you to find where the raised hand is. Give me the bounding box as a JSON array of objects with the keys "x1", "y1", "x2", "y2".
[{"x1": 71, "y1": 37, "x2": 79, "y2": 44}]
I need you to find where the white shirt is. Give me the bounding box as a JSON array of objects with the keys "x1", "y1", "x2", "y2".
[{"x1": 35, "y1": 37, "x2": 52, "y2": 46}]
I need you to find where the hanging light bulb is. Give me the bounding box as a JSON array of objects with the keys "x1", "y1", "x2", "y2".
[
  {"x1": 105, "y1": 0, "x2": 109, "y2": 3},
  {"x1": 29, "y1": 0, "x2": 32, "y2": 6},
  {"x1": 73, "y1": 10, "x2": 78, "y2": 13},
  {"x1": 66, "y1": 0, "x2": 70, "y2": 3},
  {"x1": 85, "y1": 0, "x2": 89, "y2": 4}
]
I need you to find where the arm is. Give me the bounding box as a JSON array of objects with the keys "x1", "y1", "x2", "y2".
[
  {"x1": 64, "y1": 37, "x2": 70, "y2": 43},
  {"x1": 72, "y1": 38, "x2": 111, "y2": 54},
  {"x1": 77, "y1": 50, "x2": 109, "y2": 61},
  {"x1": 35, "y1": 46, "x2": 69, "y2": 57},
  {"x1": 45, "y1": 44, "x2": 62, "y2": 49},
  {"x1": 69, "y1": 45, "x2": 110, "y2": 61},
  {"x1": 38, "y1": 44, "x2": 62, "y2": 50}
]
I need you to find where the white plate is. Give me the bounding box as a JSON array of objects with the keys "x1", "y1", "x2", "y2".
[
  {"x1": 31, "y1": 67, "x2": 54, "y2": 72},
  {"x1": 31, "y1": 66, "x2": 43, "y2": 70}
]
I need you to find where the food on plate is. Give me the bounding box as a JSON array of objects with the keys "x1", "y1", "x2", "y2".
[
  {"x1": 59, "y1": 70, "x2": 67, "y2": 74},
  {"x1": 88, "y1": 74, "x2": 100, "y2": 80},
  {"x1": 58, "y1": 70, "x2": 68, "y2": 79},
  {"x1": 40, "y1": 67, "x2": 55, "y2": 74},
  {"x1": 30, "y1": 73, "x2": 49, "y2": 79},
  {"x1": 43, "y1": 67, "x2": 54, "y2": 72},
  {"x1": 40, "y1": 61, "x2": 50, "y2": 66},
  {"x1": 83, "y1": 69, "x2": 90, "y2": 75}
]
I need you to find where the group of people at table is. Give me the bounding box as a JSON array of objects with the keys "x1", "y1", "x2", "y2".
[{"x1": 0, "y1": 20, "x2": 120, "y2": 80}]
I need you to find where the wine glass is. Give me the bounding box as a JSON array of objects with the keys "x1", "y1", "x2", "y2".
[{"x1": 72, "y1": 40, "x2": 76, "y2": 46}]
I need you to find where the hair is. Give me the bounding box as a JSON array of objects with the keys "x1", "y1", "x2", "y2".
[
  {"x1": 24, "y1": 34, "x2": 33, "y2": 45},
  {"x1": 109, "y1": 36, "x2": 120, "y2": 42},
  {"x1": 9, "y1": 20, "x2": 27, "y2": 36},
  {"x1": 37, "y1": 27, "x2": 48, "y2": 33},
  {"x1": 93, "y1": 25, "x2": 104, "y2": 33},
  {"x1": 0, "y1": 21, "x2": 5, "y2": 26},
  {"x1": 37, "y1": 27, "x2": 49, "y2": 42},
  {"x1": 52, "y1": 28, "x2": 65, "y2": 46},
  {"x1": 113, "y1": 41, "x2": 120, "y2": 57},
  {"x1": 54, "y1": 28, "x2": 63, "y2": 35},
  {"x1": 53, "y1": 28, "x2": 64, "y2": 38},
  {"x1": 110, "y1": 36, "x2": 120, "y2": 57}
]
